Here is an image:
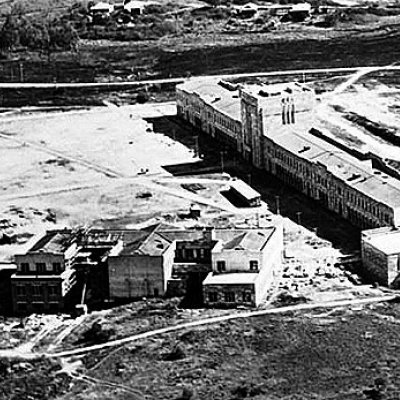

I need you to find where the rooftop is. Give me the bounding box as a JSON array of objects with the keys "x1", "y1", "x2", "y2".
[
  {"x1": 244, "y1": 81, "x2": 312, "y2": 98},
  {"x1": 203, "y1": 271, "x2": 259, "y2": 285},
  {"x1": 230, "y1": 179, "x2": 261, "y2": 200},
  {"x1": 28, "y1": 230, "x2": 75, "y2": 254},
  {"x1": 363, "y1": 227, "x2": 400, "y2": 255},
  {"x1": 177, "y1": 79, "x2": 241, "y2": 121},
  {"x1": 220, "y1": 228, "x2": 274, "y2": 251},
  {"x1": 265, "y1": 113, "x2": 400, "y2": 209}
]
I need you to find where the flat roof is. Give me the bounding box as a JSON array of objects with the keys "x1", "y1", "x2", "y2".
[
  {"x1": 0, "y1": 263, "x2": 17, "y2": 272},
  {"x1": 265, "y1": 114, "x2": 400, "y2": 209},
  {"x1": 363, "y1": 228, "x2": 400, "y2": 255},
  {"x1": 220, "y1": 228, "x2": 275, "y2": 251},
  {"x1": 230, "y1": 179, "x2": 261, "y2": 200},
  {"x1": 28, "y1": 230, "x2": 74, "y2": 254},
  {"x1": 203, "y1": 272, "x2": 258, "y2": 285},
  {"x1": 177, "y1": 79, "x2": 241, "y2": 122},
  {"x1": 244, "y1": 81, "x2": 311, "y2": 98}
]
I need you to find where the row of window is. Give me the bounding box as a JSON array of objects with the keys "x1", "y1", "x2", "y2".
[
  {"x1": 272, "y1": 150, "x2": 392, "y2": 223},
  {"x1": 216, "y1": 260, "x2": 258, "y2": 272},
  {"x1": 18, "y1": 262, "x2": 62, "y2": 274},
  {"x1": 208, "y1": 291, "x2": 252, "y2": 303},
  {"x1": 175, "y1": 248, "x2": 210, "y2": 261},
  {"x1": 215, "y1": 113, "x2": 238, "y2": 134},
  {"x1": 15, "y1": 284, "x2": 60, "y2": 297}
]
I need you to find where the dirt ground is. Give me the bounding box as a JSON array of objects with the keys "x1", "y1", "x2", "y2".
[
  {"x1": 316, "y1": 77, "x2": 400, "y2": 162},
  {"x1": 62, "y1": 301, "x2": 400, "y2": 400},
  {"x1": 0, "y1": 103, "x2": 204, "y2": 260}
]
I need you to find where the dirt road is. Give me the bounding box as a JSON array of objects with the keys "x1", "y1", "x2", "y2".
[{"x1": 44, "y1": 294, "x2": 397, "y2": 359}]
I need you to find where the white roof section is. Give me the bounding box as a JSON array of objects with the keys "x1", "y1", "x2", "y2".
[
  {"x1": 203, "y1": 272, "x2": 258, "y2": 285},
  {"x1": 363, "y1": 228, "x2": 400, "y2": 255},
  {"x1": 90, "y1": 2, "x2": 114, "y2": 11},
  {"x1": 230, "y1": 179, "x2": 261, "y2": 200},
  {"x1": 124, "y1": 1, "x2": 154, "y2": 10},
  {"x1": 290, "y1": 3, "x2": 311, "y2": 11}
]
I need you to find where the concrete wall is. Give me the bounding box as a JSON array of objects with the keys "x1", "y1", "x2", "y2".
[
  {"x1": 360, "y1": 241, "x2": 389, "y2": 285},
  {"x1": 162, "y1": 243, "x2": 176, "y2": 293},
  {"x1": 256, "y1": 225, "x2": 283, "y2": 304},
  {"x1": 108, "y1": 255, "x2": 165, "y2": 299},
  {"x1": 212, "y1": 247, "x2": 263, "y2": 274}
]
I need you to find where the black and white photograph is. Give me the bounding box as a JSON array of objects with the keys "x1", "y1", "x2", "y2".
[{"x1": 0, "y1": 0, "x2": 400, "y2": 398}]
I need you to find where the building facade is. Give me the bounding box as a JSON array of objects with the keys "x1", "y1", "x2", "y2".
[
  {"x1": 361, "y1": 227, "x2": 400, "y2": 287},
  {"x1": 12, "y1": 230, "x2": 79, "y2": 315},
  {"x1": 176, "y1": 79, "x2": 400, "y2": 230},
  {"x1": 203, "y1": 225, "x2": 283, "y2": 307}
]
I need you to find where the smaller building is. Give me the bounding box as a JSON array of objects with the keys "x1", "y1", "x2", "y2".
[
  {"x1": 108, "y1": 227, "x2": 176, "y2": 300},
  {"x1": 288, "y1": 3, "x2": 311, "y2": 21},
  {"x1": 234, "y1": 2, "x2": 259, "y2": 18},
  {"x1": 229, "y1": 179, "x2": 261, "y2": 207},
  {"x1": 123, "y1": 0, "x2": 145, "y2": 15},
  {"x1": 90, "y1": 1, "x2": 114, "y2": 14},
  {"x1": 203, "y1": 225, "x2": 283, "y2": 307},
  {"x1": 11, "y1": 230, "x2": 79, "y2": 315},
  {"x1": 361, "y1": 227, "x2": 400, "y2": 287}
]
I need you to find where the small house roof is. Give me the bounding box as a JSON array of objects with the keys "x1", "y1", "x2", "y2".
[{"x1": 90, "y1": 2, "x2": 113, "y2": 11}]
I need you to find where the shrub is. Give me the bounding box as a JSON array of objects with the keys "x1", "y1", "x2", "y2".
[
  {"x1": 163, "y1": 343, "x2": 186, "y2": 361},
  {"x1": 136, "y1": 91, "x2": 149, "y2": 103}
]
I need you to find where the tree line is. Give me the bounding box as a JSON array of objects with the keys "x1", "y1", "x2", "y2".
[{"x1": 0, "y1": 5, "x2": 80, "y2": 58}]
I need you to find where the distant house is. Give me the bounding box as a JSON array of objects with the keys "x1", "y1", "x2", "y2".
[
  {"x1": 361, "y1": 227, "x2": 400, "y2": 287},
  {"x1": 124, "y1": 0, "x2": 145, "y2": 15},
  {"x1": 203, "y1": 225, "x2": 283, "y2": 307},
  {"x1": 107, "y1": 226, "x2": 176, "y2": 299},
  {"x1": 229, "y1": 179, "x2": 261, "y2": 207},
  {"x1": 265, "y1": 4, "x2": 292, "y2": 17},
  {"x1": 288, "y1": 2, "x2": 311, "y2": 21},
  {"x1": 11, "y1": 230, "x2": 79, "y2": 315},
  {"x1": 234, "y1": 2, "x2": 260, "y2": 18},
  {"x1": 90, "y1": 1, "x2": 114, "y2": 14}
]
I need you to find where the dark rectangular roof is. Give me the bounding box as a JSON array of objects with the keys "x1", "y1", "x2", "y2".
[{"x1": 28, "y1": 230, "x2": 74, "y2": 254}]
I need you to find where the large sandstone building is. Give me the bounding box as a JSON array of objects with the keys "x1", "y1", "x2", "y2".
[{"x1": 177, "y1": 79, "x2": 400, "y2": 229}]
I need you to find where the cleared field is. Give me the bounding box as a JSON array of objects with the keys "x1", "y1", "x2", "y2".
[
  {"x1": 68, "y1": 301, "x2": 400, "y2": 400},
  {"x1": 317, "y1": 77, "x2": 400, "y2": 161},
  {"x1": 0, "y1": 103, "x2": 201, "y2": 260}
]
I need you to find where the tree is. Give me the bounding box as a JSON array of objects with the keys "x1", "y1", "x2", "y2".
[{"x1": 0, "y1": 15, "x2": 20, "y2": 54}]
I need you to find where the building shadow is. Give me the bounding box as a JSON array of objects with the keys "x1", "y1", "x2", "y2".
[
  {"x1": 145, "y1": 115, "x2": 238, "y2": 176},
  {"x1": 146, "y1": 114, "x2": 360, "y2": 253}
]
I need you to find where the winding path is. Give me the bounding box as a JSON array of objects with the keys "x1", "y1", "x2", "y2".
[{"x1": 44, "y1": 294, "x2": 397, "y2": 359}]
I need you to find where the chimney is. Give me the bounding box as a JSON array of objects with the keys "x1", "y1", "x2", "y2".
[{"x1": 203, "y1": 227, "x2": 215, "y2": 243}]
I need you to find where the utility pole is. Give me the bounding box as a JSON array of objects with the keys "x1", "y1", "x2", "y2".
[
  {"x1": 220, "y1": 150, "x2": 225, "y2": 174},
  {"x1": 275, "y1": 195, "x2": 280, "y2": 215},
  {"x1": 296, "y1": 211, "x2": 302, "y2": 234},
  {"x1": 296, "y1": 211, "x2": 302, "y2": 226},
  {"x1": 194, "y1": 135, "x2": 199, "y2": 157},
  {"x1": 19, "y1": 62, "x2": 24, "y2": 83}
]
